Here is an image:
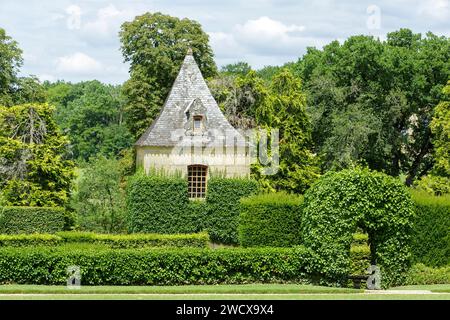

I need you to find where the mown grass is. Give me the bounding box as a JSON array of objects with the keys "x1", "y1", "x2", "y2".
[{"x1": 0, "y1": 284, "x2": 361, "y2": 294}]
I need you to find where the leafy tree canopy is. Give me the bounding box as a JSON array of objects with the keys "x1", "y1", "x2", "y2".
[
  {"x1": 0, "y1": 103, "x2": 74, "y2": 206},
  {"x1": 119, "y1": 12, "x2": 217, "y2": 138},
  {"x1": 296, "y1": 29, "x2": 450, "y2": 185},
  {"x1": 45, "y1": 80, "x2": 133, "y2": 162},
  {"x1": 254, "y1": 69, "x2": 320, "y2": 193}
]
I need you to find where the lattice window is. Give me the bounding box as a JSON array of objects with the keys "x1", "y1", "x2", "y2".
[{"x1": 188, "y1": 165, "x2": 207, "y2": 199}]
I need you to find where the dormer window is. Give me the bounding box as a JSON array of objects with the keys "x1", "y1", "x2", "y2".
[{"x1": 193, "y1": 115, "x2": 203, "y2": 132}]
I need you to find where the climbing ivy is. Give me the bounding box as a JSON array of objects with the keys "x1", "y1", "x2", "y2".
[{"x1": 301, "y1": 167, "x2": 415, "y2": 288}]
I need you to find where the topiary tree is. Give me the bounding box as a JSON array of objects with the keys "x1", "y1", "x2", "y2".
[{"x1": 301, "y1": 167, "x2": 415, "y2": 288}]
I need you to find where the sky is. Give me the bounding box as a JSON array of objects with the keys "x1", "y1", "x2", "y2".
[{"x1": 0, "y1": 0, "x2": 449, "y2": 84}]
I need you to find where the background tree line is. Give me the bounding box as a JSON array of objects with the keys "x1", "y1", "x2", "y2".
[{"x1": 0, "y1": 12, "x2": 448, "y2": 232}]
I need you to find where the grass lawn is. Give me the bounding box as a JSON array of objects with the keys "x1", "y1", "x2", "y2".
[{"x1": 0, "y1": 284, "x2": 448, "y2": 300}]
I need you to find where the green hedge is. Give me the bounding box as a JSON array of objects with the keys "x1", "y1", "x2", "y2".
[
  {"x1": 301, "y1": 168, "x2": 415, "y2": 288},
  {"x1": 405, "y1": 263, "x2": 450, "y2": 285},
  {"x1": 0, "y1": 207, "x2": 65, "y2": 234},
  {"x1": 0, "y1": 234, "x2": 61, "y2": 247},
  {"x1": 57, "y1": 231, "x2": 209, "y2": 248},
  {"x1": 238, "y1": 192, "x2": 303, "y2": 247},
  {"x1": 0, "y1": 232, "x2": 209, "y2": 248},
  {"x1": 206, "y1": 178, "x2": 259, "y2": 244},
  {"x1": 0, "y1": 245, "x2": 312, "y2": 285},
  {"x1": 126, "y1": 173, "x2": 198, "y2": 233},
  {"x1": 411, "y1": 191, "x2": 450, "y2": 267}
]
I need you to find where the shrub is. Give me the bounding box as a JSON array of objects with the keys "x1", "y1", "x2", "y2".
[
  {"x1": 0, "y1": 207, "x2": 65, "y2": 234},
  {"x1": 0, "y1": 234, "x2": 61, "y2": 247},
  {"x1": 206, "y1": 177, "x2": 259, "y2": 244},
  {"x1": 301, "y1": 168, "x2": 415, "y2": 288},
  {"x1": 126, "y1": 172, "x2": 197, "y2": 233},
  {"x1": 405, "y1": 264, "x2": 450, "y2": 285},
  {"x1": 0, "y1": 245, "x2": 313, "y2": 285},
  {"x1": 349, "y1": 232, "x2": 371, "y2": 276},
  {"x1": 238, "y1": 192, "x2": 303, "y2": 247},
  {"x1": 410, "y1": 191, "x2": 450, "y2": 267},
  {"x1": 0, "y1": 232, "x2": 209, "y2": 248},
  {"x1": 70, "y1": 156, "x2": 127, "y2": 233},
  {"x1": 349, "y1": 245, "x2": 371, "y2": 275},
  {"x1": 56, "y1": 231, "x2": 209, "y2": 248}
]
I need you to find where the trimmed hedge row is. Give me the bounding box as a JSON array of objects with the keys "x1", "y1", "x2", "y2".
[
  {"x1": 0, "y1": 207, "x2": 65, "y2": 234},
  {"x1": 206, "y1": 178, "x2": 259, "y2": 244},
  {"x1": 0, "y1": 232, "x2": 209, "y2": 248},
  {"x1": 0, "y1": 245, "x2": 312, "y2": 285},
  {"x1": 410, "y1": 191, "x2": 450, "y2": 267},
  {"x1": 126, "y1": 173, "x2": 194, "y2": 234},
  {"x1": 238, "y1": 192, "x2": 303, "y2": 247},
  {"x1": 0, "y1": 234, "x2": 61, "y2": 247},
  {"x1": 126, "y1": 173, "x2": 258, "y2": 245}
]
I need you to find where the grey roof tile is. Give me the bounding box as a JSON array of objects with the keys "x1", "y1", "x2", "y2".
[{"x1": 135, "y1": 52, "x2": 246, "y2": 148}]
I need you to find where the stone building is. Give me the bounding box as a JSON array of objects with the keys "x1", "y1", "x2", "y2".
[{"x1": 135, "y1": 49, "x2": 251, "y2": 198}]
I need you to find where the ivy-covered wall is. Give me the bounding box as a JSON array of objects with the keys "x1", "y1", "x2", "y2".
[{"x1": 126, "y1": 171, "x2": 258, "y2": 244}]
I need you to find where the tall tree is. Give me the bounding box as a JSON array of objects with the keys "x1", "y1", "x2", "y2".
[
  {"x1": 220, "y1": 62, "x2": 252, "y2": 76},
  {"x1": 209, "y1": 70, "x2": 265, "y2": 129},
  {"x1": 0, "y1": 28, "x2": 23, "y2": 106},
  {"x1": 0, "y1": 103, "x2": 74, "y2": 206},
  {"x1": 119, "y1": 12, "x2": 217, "y2": 138},
  {"x1": 46, "y1": 81, "x2": 133, "y2": 162},
  {"x1": 297, "y1": 29, "x2": 450, "y2": 184},
  {"x1": 416, "y1": 80, "x2": 450, "y2": 194},
  {"x1": 254, "y1": 69, "x2": 320, "y2": 193}
]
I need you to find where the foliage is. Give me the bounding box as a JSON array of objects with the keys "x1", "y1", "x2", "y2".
[
  {"x1": 0, "y1": 245, "x2": 312, "y2": 285},
  {"x1": 254, "y1": 69, "x2": 320, "y2": 193},
  {"x1": 57, "y1": 231, "x2": 209, "y2": 248},
  {"x1": 0, "y1": 233, "x2": 61, "y2": 247},
  {"x1": 0, "y1": 103, "x2": 75, "y2": 206},
  {"x1": 410, "y1": 191, "x2": 450, "y2": 267},
  {"x1": 220, "y1": 62, "x2": 252, "y2": 76},
  {"x1": 301, "y1": 167, "x2": 415, "y2": 288},
  {"x1": 206, "y1": 177, "x2": 259, "y2": 244},
  {"x1": 11, "y1": 76, "x2": 47, "y2": 105},
  {"x1": 0, "y1": 232, "x2": 209, "y2": 248},
  {"x1": 119, "y1": 12, "x2": 217, "y2": 138},
  {"x1": 209, "y1": 70, "x2": 264, "y2": 129},
  {"x1": 238, "y1": 192, "x2": 303, "y2": 247},
  {"x1": 0, "y1": 206, "x2": 65, "y2": 234},
  {"x1": 349, "y1": 233, "x2": 371, "y2": 276},
  {"x1": 297, "y1": 29, "x2": 450, "y2": 185},
  {"x1": 405, "y1": 264, "x2": 450, "y2": 285},
  {"x1": 45, "y1": 80, "x2": 133, "y2": 162},
  {"x1": 70, "y1": 156, "x2": 127, "y2": 233},
  {"x1": 415, "y1": 80, "x2": 450, "y2": 195},
  {"x1": 0, "y1": 28, "x2": 22, "y2": 106},
  {"x1": 126, "y1": 171, "x2": 196, "y2": 233}
]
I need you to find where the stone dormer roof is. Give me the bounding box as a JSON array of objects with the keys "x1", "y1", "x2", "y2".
[{"x1": 135, "y1": 51, "x2": 246, "y2": 148}]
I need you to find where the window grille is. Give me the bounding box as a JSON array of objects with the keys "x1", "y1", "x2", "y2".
[{"x1": 188, "y1": 165, "x2": 207, "y2": 198}]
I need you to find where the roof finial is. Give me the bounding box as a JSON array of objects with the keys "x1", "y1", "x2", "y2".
[{"x1": 187, "y1": 47, "x2": 193, "y2": 55}]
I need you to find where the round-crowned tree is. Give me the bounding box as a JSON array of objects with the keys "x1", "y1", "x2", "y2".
[{"x1": 301, "y1": 168, "x2": 414, "y2": 288}]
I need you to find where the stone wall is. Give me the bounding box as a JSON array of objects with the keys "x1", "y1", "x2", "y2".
[{"x1": 136, "y1": 146, "x2": 251, "y2": 177}]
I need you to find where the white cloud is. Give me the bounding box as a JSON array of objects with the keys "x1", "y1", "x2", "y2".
[
  {"x1": 82, "y1": 4, "x2": 137, "y2": 42},
  {"x1": 233, "y1": 16, "x2": 309, "y2": 55},
  {"x1": 208, "y1": 32, "x2": 243, "y2": 58},
  {"x1": 236, "y1": 16, "x2": 305, "y2": 39},
  {"x1": 56, "y1": 52, "x2": 102, "y2": 74},
  {"x1": 418, "y1": 0, "x2": 450, "y2": 21}
]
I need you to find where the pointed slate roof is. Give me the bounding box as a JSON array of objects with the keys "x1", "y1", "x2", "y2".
[{"x1": 135, "y1": 51, "x2": 245, "y2": 148}]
